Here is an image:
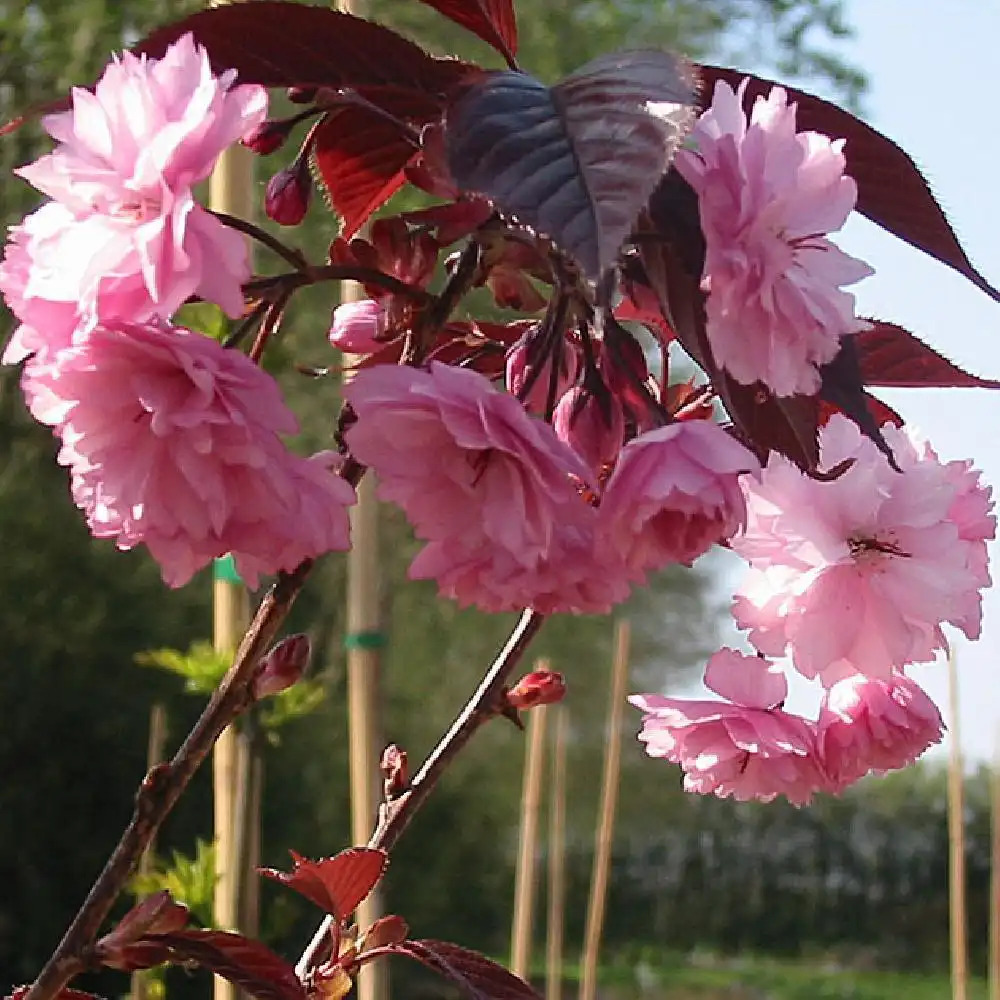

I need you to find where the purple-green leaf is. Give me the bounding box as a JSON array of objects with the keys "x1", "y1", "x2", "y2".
[{"x1": 445, "y1": 50, "x2": 698, "y2": 279}]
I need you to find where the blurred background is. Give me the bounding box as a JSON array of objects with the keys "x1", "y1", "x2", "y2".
[{"x1": 1, "y1": 2, "x2": 997, "y2": 999}]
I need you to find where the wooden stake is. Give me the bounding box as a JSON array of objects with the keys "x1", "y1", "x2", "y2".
[
  {"x1": 948, "y1": 648, "x2": 968, "y2": 1000},
  {"x1": 511, "y1": 676, "x2": 550, "y2": 978},
  {"x1": 131, "y1": 704, "x2": 168, "y2": 1000},
  {"x1": 579, "y1": 621, "x2": 631, "y2": 1000},
  {"x1": 208, "y1": 34, "x2": 255, "y2": 1000},
  {"x1": 546, "y1": 708, "x2": 568, "y2": 1000}
]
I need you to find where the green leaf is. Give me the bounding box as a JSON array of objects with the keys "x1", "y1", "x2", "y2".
[
  {"x1": 130, "y1": 840, "x2": 217, "y2": 927},
  {"x1": 136, "y1": 641, "x2": 230, "y2": 695},
  {"x1": 174, "y1": 301, "x2": 231, "y2": 342}
]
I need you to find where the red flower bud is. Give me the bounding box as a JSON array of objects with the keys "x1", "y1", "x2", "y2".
[
  {"x1": 265, "y1": 159, "x2": 312, "y2": 226},
  {"x1": 242, "y1": 119, "x2": 294, "y2": 156},
  {"x1": 253, "y1": 634, "x2": 311, "y2": 698},
  {"x1": 507, "y1": 669, "x2": 566, "y2": 710}
]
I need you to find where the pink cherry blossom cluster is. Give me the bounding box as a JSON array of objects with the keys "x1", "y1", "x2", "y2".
[
  {"x1": 676, "y1": 79, "x2": 873, "y2": 397},
  {"x1": 632, "y1": 414, "x2": 994, "y2": 803},
  {"x1": 0, "y1": 36, "x2": 355, "y2": 586}
]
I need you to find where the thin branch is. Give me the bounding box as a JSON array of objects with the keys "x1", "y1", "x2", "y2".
[
  {"x1": 295, "y1": 609, "x2": 545, "y2": 977},
  {"x1": 243, "y1": 266, "x2": 430, "y2": 303},
  {"x1": 212, "y1": 210, "x2": 309, "y2": 272}
]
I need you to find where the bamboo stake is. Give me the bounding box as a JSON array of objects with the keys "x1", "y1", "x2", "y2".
[
  {"x1": 546, "y1": 708, "x2": 568, "y2": 1000},
  {"x1": 579, "y1": 621, "x2": 631, "y2": 1000},
  {"x1": 208, "y1": 23, "x2": 255, "y2": 1000},
  {"x1": 131, "y1": 704, "x2": 168, "y2": 1000},
  {"x1": 992, "y1": 720, "x2": 1000, "y2": 1000},
  {"x1": 511, "y1": 675, "x2": 551, "y2": 978},
  {"x1": 948, "y1": 648, "x2": 968, "y2": 1000}
]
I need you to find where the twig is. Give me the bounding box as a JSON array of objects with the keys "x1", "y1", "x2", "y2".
[
  {"x1": 212, "y1": 210, "x2": 310, "y2": 273},
  {"x1": 295, "y1": 609, "x2": 545, "y2": 977},
  {"x1": 24, "y1": 560, "x2": 316, "y2": 1000},
  {"x1": 243, "y1": 266, "x2": 430, "y2": 303}
]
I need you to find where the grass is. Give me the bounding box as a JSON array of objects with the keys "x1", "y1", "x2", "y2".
[{"x1": 532, "y1": 952, "x2": 987, "y2": 1000}]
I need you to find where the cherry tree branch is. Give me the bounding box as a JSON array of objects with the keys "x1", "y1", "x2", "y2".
[
  {"x1": 24, "y1": 559, "x2": 320, "y2": 1000},
  {"x1": 295, "y1": 608, "x2": 545, "y2": 977}
]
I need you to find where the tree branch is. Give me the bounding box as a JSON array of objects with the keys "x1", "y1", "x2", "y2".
[
  {"x1": 24, "y1": 559, "x2": 319, "y2": 1000},
  {"x1": 295, "y1": 608, "x2": 545, "y2": 977}
]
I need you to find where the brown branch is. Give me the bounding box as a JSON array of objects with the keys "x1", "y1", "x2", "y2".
[
  {"x1": 295, "y1": 608, "x2": 545, "y2": 977},
  {"x1": 212, "y1": 210, "x2": 310, "y2": 273},
  {"x1": 23, "y1": 544, "x2": 338, "y2": 1000}
]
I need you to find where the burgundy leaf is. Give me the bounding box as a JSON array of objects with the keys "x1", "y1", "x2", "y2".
[
  {"x1": 96, "y1": 891, "x2": 191, "y2": 969},
  {"x1": 261, "y1": 849, "x2": 388, "y2": 921},
  {"x1": 140, "y1": 931, "x2": 306, "y2": 1000},
  {"x1": 818, "y1": 337, "x2": 896, "y2": 466},
  {"x1": 853, "y1": 321, "x2": 1000, "y2": 389},
  {"x1": 413, "y1": 0, "x2": 518, "y2": 66},
  {"x1": 399, "y1": 199, "x2": 494, "y2": 245},
  {"x1": 7, "y1": 990, "x2": 106, "y2": 1000},
  {"x1": 446, "y1": 50, "x2": 698, "y2": 279},
  {"x1": 389, "y1": 940, "x2": 541, "y2": 1000},
  {"x1": 312, "y1": 110, "x2": 417, "y2": 238},
  {"x1": 820, "y1": 393, "x2": 903, "y2": 431},
  {"x1": 134, "y1": 3, "x2": 475, "y2": 96},
  {"x1": 699, "y1": 65, "x2": 1000, "y2": 304}
]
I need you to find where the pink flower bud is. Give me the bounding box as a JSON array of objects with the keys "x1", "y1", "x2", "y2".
[
  {"x1": 253, "y1": 634, "x2": 311, "y2": 698},
  {"x1": 329, "y1": 299, "x2": 385, "y2": 354},
  {"x1": 553, "y1": 386, "x2": 624, "y2": 473},
  {"x1": 506, "y1": 338, "x2": 579, "y2": 415},
  {"x1": 507, "y1": 669, "x2": 566, "y2": 710},
  {"x1": 265, "y1": 159, "x2": 311, "y2": 226},
  {"x1": 242, "y1": 118, "x2": 294, "y2": 155}
]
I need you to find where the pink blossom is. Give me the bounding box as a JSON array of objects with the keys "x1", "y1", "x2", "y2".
[
  {"x1": 22, "y1": 321, "x2": 354, "y2": 588},
  {"x1": 675, "y1": 79, "x2": 873, "y2": 397},
  {"x1": 3, "y1": 34, "x2": 267, "y2": 358},
  {"x1": 732, "y1": 414, "x2": 994, "y2": 683},
  {"x1": 329, "y1": 298, "x2": 386, "y2": 354},
  {"x1": 817, "y1": 673, "x2": 945, "y2": 790},
  {"x1": 631, "y1": 649, "x2": 826, "y2": 805},
  {"x1": 597, "y1": 420, "x2": 760, "y2": 575},
  {"x1": 345, "y1": 362, "x2": 632, "y2": 613},
  {"x1": 505, "y1": 337, "x2": 580, "y2": 415}
]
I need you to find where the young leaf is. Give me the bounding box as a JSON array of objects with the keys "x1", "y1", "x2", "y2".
[
  {"x1": 260, "y1": 848, "x2": 388, "y2": 921},
  {"x1": 359, "y1": 915, "x2": 410, "y2": 953},
  {"x1": 698, "y1": 65, "x2": 1000, "y2": 304},
  {"x1": 388, "y1": 940, "x2": 541, "y2": 1000},
  {"x1": 138, "y1": 931, "x2": 306, "y2": 1000},
  {"x1": 413, "y1": 0, "x2": 518, "y2": 66},
  {"x1": 312, "y1": 110, "x2": 418, "y2": 238},
  {"x1": 445, "y1": 50, "x2": 697, "y2": 279},
  {"x1": 853, "y1": 321, "x2": 1000, "y2": 389},
  {"x1": 134, "y1": 3, "x2": 474, "y2": 96}
]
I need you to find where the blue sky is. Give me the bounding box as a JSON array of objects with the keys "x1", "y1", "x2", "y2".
[{"x1": 689, "y1": 2, "x2": 1000, "y2": 763}]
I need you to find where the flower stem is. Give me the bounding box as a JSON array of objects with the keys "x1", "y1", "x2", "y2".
[{"x1": 295, "y1": 608, "x2": 545, "y2": 977}]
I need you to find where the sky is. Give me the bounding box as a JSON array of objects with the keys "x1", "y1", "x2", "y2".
[{"x1": 682, "y1": 2, "x2": 1000, "y2": 764}]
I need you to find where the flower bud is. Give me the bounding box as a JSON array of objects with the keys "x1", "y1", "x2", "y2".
[
  {"x1": 329, "y1": 298, "x2": 386, "y2": 354},
  {"x1": 506, "y1": 337, "x2": 579, "y2": 415},
  {"x1": 507, "y1": 669, "x2": 566, "y2": 710},
  {"x1": 380, "y1": 743, "x2": 409, "y2": 798},
  {"x1": 265, "y1": 158, "x2": 312, "y2": 226},
  {"x1": 253, "y1": 634, "x2": 311, "y2": 698},
  {"x1": 553, "y1": 386, "x2": 624, "y2": 473},
  {"x1": 242, "y1": 118, "x2": 294, "y2": 155}
]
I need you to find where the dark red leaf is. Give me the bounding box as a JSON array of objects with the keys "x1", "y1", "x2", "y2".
[
  {"x1": 389, "y1": 940, "x2": 541, "y2": 1000},
  {"x1": 820, "y1": 393, "x2": 903, "y2": 431},
  {"x1": 134, "y1": 3, "x2": 475, "y2": 97},
  {"x1": 446, "y1": 51, "x2": 697, "y2": 279},
  {"x1": 261, "y1": 848, "x2": 388, "y2": 921},
  {"x1": 698, "y1": 65, "x2": 1000, "y2": 304},
  {"x1": 413, "y1": 0, "x2": 518, "y2": 66},
  {"x1": 7, "y1": 990, "x2": 105, "y2": 1000},
  {"x1": 312, "y1": 110, "x2": 417, "y2": 237},
  {"x1": 140, "y1": 931, "x2": 306, "y2": 1000},
  {"x1": 853, "y1": 321, "x2": 1000, "y2": 389},
  {"x1": 96, "y1": 891, "x2": 191, "y2": 968}
]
